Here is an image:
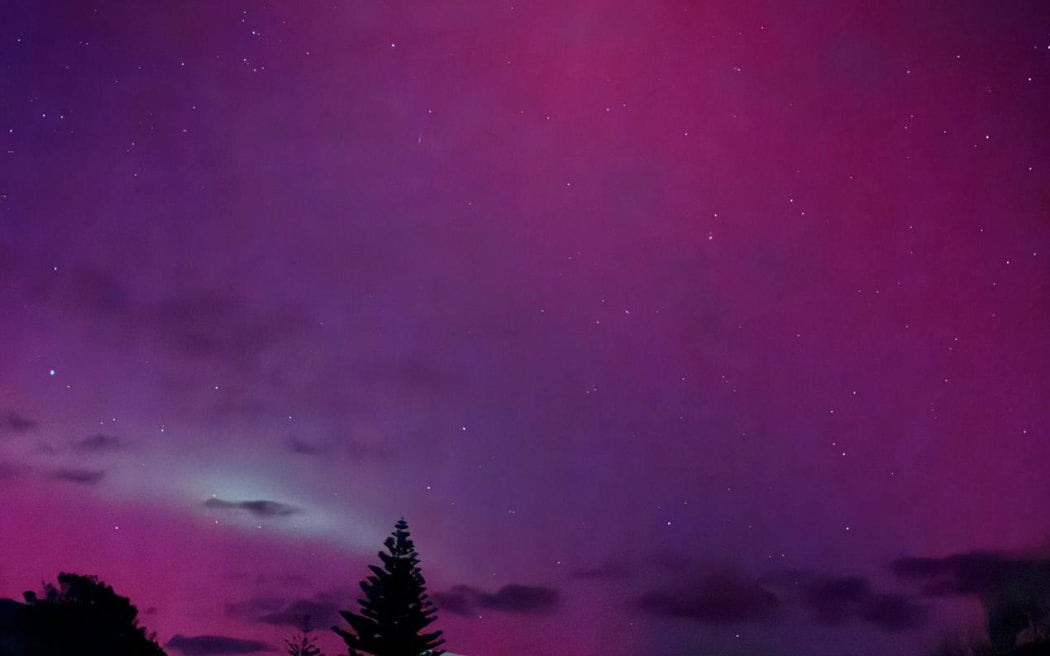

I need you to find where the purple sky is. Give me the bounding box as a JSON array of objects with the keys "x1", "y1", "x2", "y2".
[{"x1": 2, "y1": 2, "x2": 1049, "y2": 655}]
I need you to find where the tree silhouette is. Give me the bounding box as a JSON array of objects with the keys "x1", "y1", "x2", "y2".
[
  {"x1": 285, "y1": 615, "x2": 324, "y2": 656},
  {"x1": 333, "y1": 518, "x2": 445, "y2": 656},
  {"x1": 14, "y1": 572, "x2": 166, "y2": 656}
]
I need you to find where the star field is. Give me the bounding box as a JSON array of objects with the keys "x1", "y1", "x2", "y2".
[{"x1": 1, "y1": 2, "x2": 1050, "y2": 656}]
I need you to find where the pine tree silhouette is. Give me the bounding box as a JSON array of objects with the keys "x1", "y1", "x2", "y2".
[
  {"x1": 285, "y1": 615, "x2": 324, "y2": 656},
  {"x1": 333, "y1": 518, "x2": 445, "y2": 656}
]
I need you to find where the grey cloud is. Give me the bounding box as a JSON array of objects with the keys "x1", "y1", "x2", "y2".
[
  {"x1": 287, "y1": 436, "x2": 323, "y2": 455},
  {"x1": 203, "y1": 498, "x2": 301, "y2": 518},
  {"x1": 73, "y1": 433, "x2": 126, "y2": 453},
  {"x1": 0, "y1": 412, "x2": 37, "y2": 435},
  {"x1": 51, "y1": 468, "x2": 105, "y2": 485}
]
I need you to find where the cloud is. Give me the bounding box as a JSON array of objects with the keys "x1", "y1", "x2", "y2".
[
  {"x1": 891, "y1": 551, "x2": 1050, "y2": 598},
  {"x1": 794, "y1": 574, "x2": 927, "y2": 633},
  {"x1": 478, "y1": 584, "x2": 559, "y2": 614},
  {"x1": 0, "y1": 412, "x2": 37, "y2": 435},
  {"x1": 635, "y1": 571, "x2": 780, "y2": 625},
  {"x1": 432, "y1": 586, "x2": 477, "y2": 617},
  {"x1": 226, "y1": 590, "x2": 351, "y2": 631},
  {"x1": 203, "y1": 498, "x2": 301, "y2": 518},
  {"x1": 286, "y1": 436, "x2": 323, "y2": 455},
  {"x1": 166, "y1": 634, "x2": 273, "y2": 655},
  {"x1": 802, "y1": 576, "x2": 871, "y2": 625},
  {"x1": 257, "y1": 599, "x2": 341, "y2": 628},
  {"x1": 51, "y1": 468, "x2": 105, "y2": 485},
  {"x1": 860, "y1": 593, "x2": 927, "y2": 632},
  {"x1": 224, "y1": 596, "x2": 286, "y2": 620},
  {"x1": 73, "y1": 433, "x2": 126, "y2": 453},
  {"x1": 433, "y1": 584, "x2": 560, "y2": 616}
]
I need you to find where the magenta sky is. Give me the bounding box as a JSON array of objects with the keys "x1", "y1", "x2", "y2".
[{"x1": 2, "y1": 2, "x2": 1049, "y2": 655}]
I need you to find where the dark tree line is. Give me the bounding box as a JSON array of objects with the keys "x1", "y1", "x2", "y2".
[
  {"x1": 0, "y1": 519, "x2": 448, "y2": 656},
  {"x1": 0, "y1": 572, "x2": 166, "y2": 656}
]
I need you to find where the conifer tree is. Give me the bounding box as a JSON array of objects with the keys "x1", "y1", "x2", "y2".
[
  {"x1": 285, "y1": 615, "x2": 323, "y2": 656},
  {"x1": 333, "y1": 518, "x2": 445, "y2": 656}
]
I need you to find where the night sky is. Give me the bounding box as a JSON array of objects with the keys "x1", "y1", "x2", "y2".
[{"x1": 1, "y1": 2, "x2": 1049, "y2": 655}]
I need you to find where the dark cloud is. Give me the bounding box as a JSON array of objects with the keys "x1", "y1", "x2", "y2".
[
  {"x1": 203, "y1": 498, "x2": 301, "y2": 518},
  {"x1": 286, "y1": 433, "x2": 389, "y2": 462},
  {"x1": 892, "y1": 552, "x2": 1050, "y2": 599},
  {"x1": 73, "y1": 433, "x2": 126, "y2": 453},
  {"x1": 258, "y1": 599, "x2": 340, "y2": 628},
  {"x1": 0, "y1": 412, "x2": 37, "y2": 435},
  {"x1": 802, "y1": 576, "x2": 871, "y2": 626},
  {"x1": 433, "y1": 583, "x2": 560, "y2": 616},
  {"x1": 226, "y1": 594, "x2": 341, "y2": 628},
  {"x1": 286, "y1": 436, "x2": 323, "y2": 456},
  {"x1": 224, "y1": 596, "x2": 286, "y2": 620},
  {"x1": 635, "y1": 571, "x2": 780, "y2": 625},
  {"x1": 166, "y1": 634, "x2": 273, "y2": 655},
  {"x1": 795, "y1": 574, "x2": 927, "y2": 633},
  {"x1": 51, "y1": 468, "x2": 105, "y2": 485},
  {"x1": 860, "y1": 593, "x2": 927, "y2": 632},
  {"x1": 432, "y1": 585, "x2": 478, "y2": 617},
  {"x1": 890, "y1": 545, "x2": 1050, "y2": 604},
  {"x1": 478, "y1": 584, "x2": 559, "y2": 614}
]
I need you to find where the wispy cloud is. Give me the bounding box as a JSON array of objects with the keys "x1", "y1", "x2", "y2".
[
  {"x1": 51, "y1": 468, "x2": 106, "y2": 485},
  {"x1": 203, "y1": 497, "x2": 301, "y2": 518},
  {"x1": 73, "y1": 433, "x2": 127, "y2": 453},
  {"x1": 0, "y1": 412, "x2": 37, "y2": 435},
  {"x1": 433, "y1": 583, "x2": 560, "y2": 616}
]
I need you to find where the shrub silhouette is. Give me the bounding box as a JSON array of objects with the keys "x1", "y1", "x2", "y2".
[{"x1": 2, "y1": 572, "x2": 166, "y2": 656}]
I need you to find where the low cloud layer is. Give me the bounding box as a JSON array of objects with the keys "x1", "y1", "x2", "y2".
[
  {"x1": 635, "y1": 571, "x2": 779, "y2": 625},
  {"x1": 226, "y1": 594, "x2": 341, "y2": 629},
  {"x1": 434, "y1": 584, "x2": 560, "y2": 616},
  {"x1": 892, "y1": 551, "x2": 1050, "y2": 599},
  {"x1": 633, "y1": 567, "x2": 926, "y2": 633},
  {"x1": 203, "y1": 498, "x2": 301, "y2": 518}
]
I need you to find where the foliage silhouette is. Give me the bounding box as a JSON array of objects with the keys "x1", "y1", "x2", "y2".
[
  {"x1": 285, "y1": 615, "x2": 324, "y2": 656},
  {"x1": 333, "y1": 518, "x2": 445, "y2": 656},
  {"x1": 0, "y1": 572, "x2": 166, "y2": 656}
]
